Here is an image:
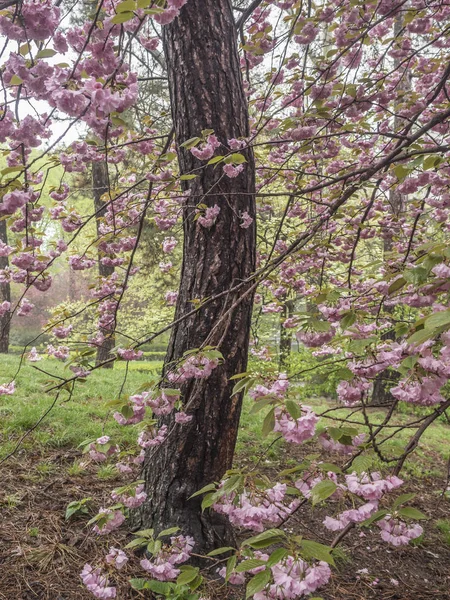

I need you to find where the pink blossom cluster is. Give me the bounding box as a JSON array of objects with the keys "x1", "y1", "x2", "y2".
[
  {"x1": 190, "y1": 134, "x2": 221, "y2": 160},
  {"x1": 117, "y1": 348, "x2": 143, "y2": 361},
  {"x1": 93, "y1": 508, "x2": 126, "y2": 535},
  {"x1": 273, "y1": 406, "x2": 319, "y2": 444},
  {"x1": 140, "y1": 535, "x2": 195, "y2": 581},
  {"x1": 167, "y1": 354, "x2": 219, "y2": 383},
  {"x1": 88, "y1": 436, "x2": 118, "y2": 462},
  {"x1": 253, "y1": 556, "x2": 331, "y2": 599},
  {"x1": 105, "y1": 547, "x2": 128, "y2": 570},
  {"x1": 81, "y1": 564, "x2": 116, "y2": 599},
  {"x1": 111, "y1": 484, "x2": 147, "y2": 509},
  {"x1": 249, "y1": 373, "x2": 289, "y2": 400},
  {"x1": 0, "y1": 381, "x2": 15, "y2": 396},
  {"x1": 197, "y1": 204, "x2": 221, "y2": 228},
  {"x1": 213, "y1": 483, "x2": 293, "y2": 532},
  {"x1": 47, "y1": 344, "x2": 70, "y2": 360},
  {"x1": 377, "y1": 516, "x2": 423, "y2": 546},
  {"x1": 137, "y1": 425, "x2": 168, "y2": 449}
]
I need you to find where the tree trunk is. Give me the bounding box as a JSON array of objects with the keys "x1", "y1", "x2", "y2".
[
  {"x1": 139, "y1": 0, "x2": 256, "y2": 552},
  {"x1": 93, "y1": 161, "x2": 115, "y2": 367},
  {"x1": 371, "y1": 14, "x2": 410, "y2": 407},
  {"x1": 279, "y1": 299, "x2": 294, "y2": 369},
  {"x1": 0, "y1": 218, "x2": 11, "y2": 353}
]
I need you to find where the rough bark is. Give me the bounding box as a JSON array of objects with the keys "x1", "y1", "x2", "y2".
[
  {"x1": 0, "y1": 218, "x2": 11, "y2": 353},
  {"x1": 93, "y1": 161, "x2": 115, "y2": 367},
  {"x1": 139, "y1": 0, "x2": 256, "y2": 552}
]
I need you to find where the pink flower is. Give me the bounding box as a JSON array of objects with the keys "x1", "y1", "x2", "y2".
[
  {"x1": 0, "y1": 381, "x2": 15, "y2": 395},
  {"x1": 162, "y1": 237, "x2": 177, "y2": 253},
  {"x1": 223, "y1": 163, "x2": 244, "y2": 178},
  {"x1": 93, "y1": 509, "x2": 125, "y2": 535},
  {"x1": 27, "y1": 347, "x2": 42, "y2": 362},
  {"x1": 175, "y1": 412, "x2": 193, "y2": 424},
  {"x1": 197, "y1": 204, "x2": 220, "y2": 228},
  {"x1": 117, "y1": 348, "x2": 143, "y2": 361},
  {"x1": 191, "y1": 134, "x2": 221, "y2": 160},
  {"x1": 378, "y1": 516, "x2": 423, "y2": 546},
  {"x1": 273, "y1": 406, "x2": 318, "y2": 444},
  {"x1": 240, "y1": 211, "x2": 253, "y2": 228},
  {"x1": 80, "y1": 564, "x2": 116, "y2": 599},
  {"x1": 105, "y1": 547, "x2": 128, "y2": 570}
]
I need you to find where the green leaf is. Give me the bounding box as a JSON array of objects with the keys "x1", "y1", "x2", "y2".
[
  {"x1": 250, "y1": 397, "x2": 275, "y2": 414},
  {"x1": 311, "y1": 480, "x2": 337, "y2": 505},
  {"x1": 246, "y1": 569, "x2": 271, "y2": 598},
  {"x1": 397, "y1": 507, "x2": 427, "y2": 520},
  {"x1": 266, "y1": 548, "x2": 288, "y2": 567},
  {"x1": 116, "y1": 0, "x2": 136, "y2": 12},
  {"x1": 351, "y1": 455, "x2": 373, "y2": 475},
  {"x1": 425, "y1": 310, "x2": 450, "y2": 329},
  {"x1": 388, "y1": 276, "x2": 407, "y2": 295},
  {"x1": 207, "y1": 155, "x2": 224, "y2": 165},
  {"x1": 111, "y1": 11, "x2": 134, "y2": 23},
  {"x1": 285, "y1": 400, "x2": 301, "y2": 420},
  {"x1": 230, "y1": 152, "x2": 247, "y2": 164},
  {"x1": 9, "y1": 75, "x2": 23, "y2": 86},
  {"x1": 130, "y1": 578, "x2": 151, "y2": 591},
  {"x1": 361, "y1": 509, "x2": 388, "y2": 527},
  {"x1": 180, "y1": 174, "x2": 197, "y2": 180},
  {"x1": 177, "y1": 566, "x2": 199, "y2": 585},
  {"x1": 36, "y1": 48, "x2": 57, "y2": 59},
  {"x1": 189, "y1": 483, "x2": 216, "y2": 499},
  {"x1": 300, "y1": 540, "x2": 335, "y2": 566},
  {"x1": 232, "y1": 377, "x2": 249, "y2": 396},
  {"x1": 158, "y1": 526, "x2": 180, "y2": 538},
  {"x1": 207, "y1": 546, "x2": 235, "y2": 557},
  {"x1": 111, "y1": 115, "x2": 128, "y2": 128},
  {"x1": 225, "y1": 555, "x2": 237, "y2": 581},
  {"x1": 201, "y1": 493, "x2": 216, "y2": 511},
  {"x1": 242, "y1": 529, "x2": 286, "y2": 549},
  {"x1": 19, "y1": 43, "x2": 31, "y2": 55},
  {"x1": 180, "y1": 136, "x2": 201, "y2": 149},
  {"x1": 236, "y1": 559, "x2": 267, "y2": 573},
  {"x1": 407, "y1": 328, "x2": 434, "y2": 345},
  {"x1": 394, "y1": 164, "x2": 410, "y2": 182},
  {"x1": 392, "y1": 493, "x2": 416, "y2": 509},
  {"x1": 340, "y1": 311, "x2": 357, "y2": 330},
  {"x1": 262, "y1": 407, "x2": 276, "y2": 438},
  {"x1": 133, "y1": 528, "x2": 154, "y2": 538},
  {"x1": 146, "y1": 580, "x2": 171, "y2": 594}
]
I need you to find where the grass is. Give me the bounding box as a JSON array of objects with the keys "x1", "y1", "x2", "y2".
[
  {"x1": 0, "y1": 354, "x2": 162, "y2": 459},
  {"x1": 1, "y1": 354, "x2": 449, "y2": 478}
]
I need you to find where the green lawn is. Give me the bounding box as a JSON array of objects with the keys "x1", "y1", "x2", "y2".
[{"x1": 0, "y1": 354, "x2": 449, "y2": 478}]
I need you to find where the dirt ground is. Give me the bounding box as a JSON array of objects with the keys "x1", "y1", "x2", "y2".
[{"x1": 1, "y1": 447, "x2": 449, "y2": 600}]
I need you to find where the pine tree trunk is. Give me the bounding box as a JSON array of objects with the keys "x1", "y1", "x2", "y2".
[
  {"x1": 0, "y1": 218, "x2": 10, "y2": 353},
  {"x1": 139, "y1": 0, "x2": 256, "y2": 552},
  {"x1": 93, "y1": 161, "x2": 115, "y2": 368}
]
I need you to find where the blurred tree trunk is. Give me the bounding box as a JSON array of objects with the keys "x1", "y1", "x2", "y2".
[
  {"x1": 0, "y1": 219, "x2": 10, "y2": 353},
  {"x1": 371, "y1": 14, "x2": 410, "y2": 406},
  {"x1": 139, "y1": 0, "x2": 256, "y2": 551},
  {"x1": 93, "y1": 161, "x2": 115, "y2": 368},
  {"x1": 279, "y1": 298, "x2": 294, "y2": 369}
]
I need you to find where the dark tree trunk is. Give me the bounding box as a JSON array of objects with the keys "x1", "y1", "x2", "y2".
[
  {"x1": 279, "y1": 299, "x2": 294, "y2": 369},
  {"x1": 139, "y1": 0, "x2": 256, "y2": 552},
  {"x1": 93, "y1": 161, "x2": 115, "y2": 368},
  {"x1": 0, "y1": 219, "x2": 10, "y2": 353}
]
